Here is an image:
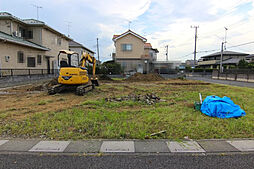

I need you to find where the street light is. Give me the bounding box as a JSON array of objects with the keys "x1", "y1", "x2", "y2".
[{"x1": 224, "y1": 27, "x2": 228, "y2": 50}]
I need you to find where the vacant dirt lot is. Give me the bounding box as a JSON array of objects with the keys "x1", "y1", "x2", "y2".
[{"x1": 0, "y1": 75, "x2": 253, "y2": 140}]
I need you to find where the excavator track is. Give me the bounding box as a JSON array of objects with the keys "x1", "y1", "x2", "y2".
[
  {"x1": 75, "y1": 84, "x2": 95, "y2": 96},
  {"x1": 47, "y1": 84, "x2": 65, "y2": 95}
]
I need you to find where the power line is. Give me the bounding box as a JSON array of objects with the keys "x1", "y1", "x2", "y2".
[
  {"x1": 227, "y1": 41, "x2": 254, "y2": 49},
  {"x1": 226, "y1": 42, "x2": 250, "y2": 52},
  {"x1": 197, "y1": 49, "x2": 219, "y2": 54},
  {"x1": 180, "y1": 52, "x2": 194, "y2": 59}
]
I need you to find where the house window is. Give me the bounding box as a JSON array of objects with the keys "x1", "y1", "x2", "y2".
[
  {"x1": 57, "y1": 37, "x2": 62, "y2": 46},
  {"x1": 27, "y1": 30, "x2": 33, "y2": 39},
  {"x1": 121, "y1": 44, "x2": 132, "y2": 51},
  {"x1": 17, "y1": 51, "x2": 24, "y2": 63},
  {"x1": 5, "y1": 56, "x2": 10, "y2": 62},
  {"x1": 37, "y1": 55, "x2": 42, "y2": 65},
  {"x1": 27, "y1": 57, "x2": 36, "y2": 67}
]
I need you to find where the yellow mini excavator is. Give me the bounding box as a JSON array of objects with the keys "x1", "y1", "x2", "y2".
[{"x1": 48, "y1": 50, "x2": 99, "y2": 95}]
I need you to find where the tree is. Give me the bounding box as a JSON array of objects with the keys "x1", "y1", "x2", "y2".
[
  {"x1": 238, "y1": 59, "x2": 249, "y2": 69},
  {"x1": 102, "y1": 60, "x2": 122, "y2": 74},
  {"x1": 86, "y1": 60, "x2": 122, "y2": 75}
]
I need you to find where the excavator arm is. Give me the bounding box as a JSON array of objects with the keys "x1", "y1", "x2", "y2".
[{"x1": 80, "y1": 52, "x2": 99, "y2": 86}]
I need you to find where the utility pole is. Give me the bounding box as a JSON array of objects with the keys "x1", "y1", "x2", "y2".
[
  {"x1": 220, "y1": 42, "x2": 224, "y2": 73},
  {"x1": 224, "y1": 27, "x2": 228, "y2": 50},
  {"x1": 191, "y1": 25, "x2": 199, "y2": 67},
  {"x1": 32, "y1": 4, "x2": 42, "y2": 20},
  {"x1": 96, "y1": 38, "x2": 100, "y2": 63},
  {"x1": 165, "y1": 45, "x2": 169, "y2": 61}
]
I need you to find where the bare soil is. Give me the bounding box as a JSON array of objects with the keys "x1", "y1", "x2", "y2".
[
  {"x1": 0, "y1": 78, "x2": 209, "y2": 121},
  {"x1": 125, "y1": 73, "x2": 165, "y2": 82}
]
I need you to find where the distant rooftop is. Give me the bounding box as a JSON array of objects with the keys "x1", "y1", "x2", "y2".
[
  {"x1": 22, "y1": 19, "x2": 44, "y2": 25},
  {"x1": 202, "y1": 51, "x2": 249, "y2": 58},
  {"x1": 144, "y1": 43, "x2": 152, "y2": 48},
  {"x1": 222, "y1": 58, "x2": 242, "y2": 64},
  {"x1": 0, "y1": 12, "x2": 11, "y2": 16},
  {"x1": 69, "y1": 40, "x2": 95, "y2": 54},
  {"x1": 112, "y1": 29, "x2": 147, "y2": 42}
]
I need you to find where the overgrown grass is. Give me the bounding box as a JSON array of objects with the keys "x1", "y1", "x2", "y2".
[{"x1": 0, "y1": 81, "x2": 254, "y2": 140}]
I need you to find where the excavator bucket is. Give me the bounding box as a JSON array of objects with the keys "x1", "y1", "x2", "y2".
[{"x1": 91, "y1": 78, "x2": 99, "y2": 86}]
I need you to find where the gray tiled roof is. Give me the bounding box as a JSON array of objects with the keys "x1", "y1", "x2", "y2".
[
  {"x1": 222, "y1": 58, "x2": 241, "y2": 64},
  {"x1": 0, "y1": 12, "x2": 71, "y2": 41},
  {"x1": 0, "y1": 31, "x2": 49, "y2": 51},
  {"x1": 22, "y1": 19, "x2": 44, "y2": 25},
  {"x1": 69, "y1": 40, "x2": 95, "y2": 54},
  {"x1": 246, "y1": 54, "x2": 254, "y2": 58},
  {"x1": 202, "y1": 51, "x2": 249, "y2": 58}
]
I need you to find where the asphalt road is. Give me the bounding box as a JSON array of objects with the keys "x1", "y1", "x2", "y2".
[
  {"x1": 0, "y1": 153, "x2": 254, "y2": 169},
  {"x1": 187, "y1": 76, "x2": 254, "y2": 88}
]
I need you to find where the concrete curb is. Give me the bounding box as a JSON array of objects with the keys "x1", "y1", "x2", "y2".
[{"x1": 0, "y1": 139, "x2": 254, "y2": 154}]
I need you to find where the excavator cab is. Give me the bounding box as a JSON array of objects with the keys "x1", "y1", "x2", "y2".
[
  {"x1": 57, "y1": 50, "x2": 79, "y2": 68},
  {"x1": 48, "y1": 50, "x2": 99, "y2": 95}
]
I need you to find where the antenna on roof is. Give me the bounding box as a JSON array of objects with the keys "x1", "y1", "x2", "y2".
[
  {"x1": 31, "y1": 4, "x2": 42, "y2": 20},
  {"x1": 65, "y1": 21, "x2": 72, "y2": 37},
  {"x1": 128, "y1": 21, "x2": 132, "y2": 30}
]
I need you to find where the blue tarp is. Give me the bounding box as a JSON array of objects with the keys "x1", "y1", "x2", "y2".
[{"x1": 200, "y1": 95, "x2": 246, "y2": 118}]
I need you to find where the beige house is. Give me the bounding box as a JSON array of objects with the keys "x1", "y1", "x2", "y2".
[
  {"x1": 0, "y1": 12, "x2": 71, "y2": 73},
  {"x1": 112, "y1": 30, "x2": 158, "y2": 74},
  {"x1": 69, "y1": 40, "x2": 95, "y2": 66}
]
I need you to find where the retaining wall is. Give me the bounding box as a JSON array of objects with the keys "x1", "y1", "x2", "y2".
[
  {"x1": 0, "y1": 74, "x2": 57, "y2": 88},
  {"x1": 212, "y1": 70, "x2": 254, "y2": 83}
]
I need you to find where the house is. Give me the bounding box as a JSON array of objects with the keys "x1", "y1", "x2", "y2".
[
  {"x1": 69, "y1": 40, "x2": 95, "y2": 66},
  {"x1": 112, "y1": 30, "x2": 158, "y2": 74},
  {"x1": 198, "y1": 51, "x2": 249, "y2": 69},
  {"x1": 152, "y1": 61, "x2": 182, "y2": 74},
  {"x1": 246, "y1": 54, "x2": 254, "y2": 63},
  {"x1": 0, "y1": 12, "x2": 71, "y2": 73},
  {"x1": 185, "y1": 59, "x2": 197, "y2": 68}
]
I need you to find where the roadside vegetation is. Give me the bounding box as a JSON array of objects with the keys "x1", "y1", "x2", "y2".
[{"x1": 0, "y1": 79, "x2": 253, "y2": 140}]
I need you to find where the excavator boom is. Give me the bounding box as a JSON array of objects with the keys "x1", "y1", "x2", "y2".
[{"x1": 80, "y1": 52, "x2": 99, "y2": 86}]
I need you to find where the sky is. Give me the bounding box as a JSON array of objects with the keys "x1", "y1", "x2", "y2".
[{"x1": 1, "y1": 0, "x2": 254, "y2": 62}]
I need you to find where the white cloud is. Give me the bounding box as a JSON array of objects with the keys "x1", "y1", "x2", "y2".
[
  {"x1": 2, "y1": 0, "x2": 254, "y2": 62},
  {"x1": 94, "y1": 0, "x2": 152, "y2": 21}
]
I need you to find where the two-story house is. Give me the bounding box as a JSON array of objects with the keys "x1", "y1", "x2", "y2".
[
  {"x1": 198, "y1": 51, "x2": 249, "y2": 69},
  {"x1": 0, "y1": 12, "x2": 71, "y2": 73},
  {"x1": 112, "y1": 30, "x2": 158, "y2": 74},
  {"x1": 69, "y1": 40, "x2": 95, "y2": 66}
]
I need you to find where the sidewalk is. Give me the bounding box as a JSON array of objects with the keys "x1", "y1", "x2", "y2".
[{"x1": 0, "y1": 139, "x2": 253, "y2": 154}]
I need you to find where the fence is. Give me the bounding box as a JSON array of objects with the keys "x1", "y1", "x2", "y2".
[
  {"x1": 212, "y1": 69, "x2": 254, "y2": 82},
  {"x1": 185, "y1": 69, "x2": 213, "y2": 77},
  {"x1": 0, "y1": 69, "x2": 58, "y2": 77}
]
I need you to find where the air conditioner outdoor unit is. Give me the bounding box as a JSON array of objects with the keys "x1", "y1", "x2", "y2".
[{"x1": 13, "y1": 31, "x2": 18, "y2": 36}]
